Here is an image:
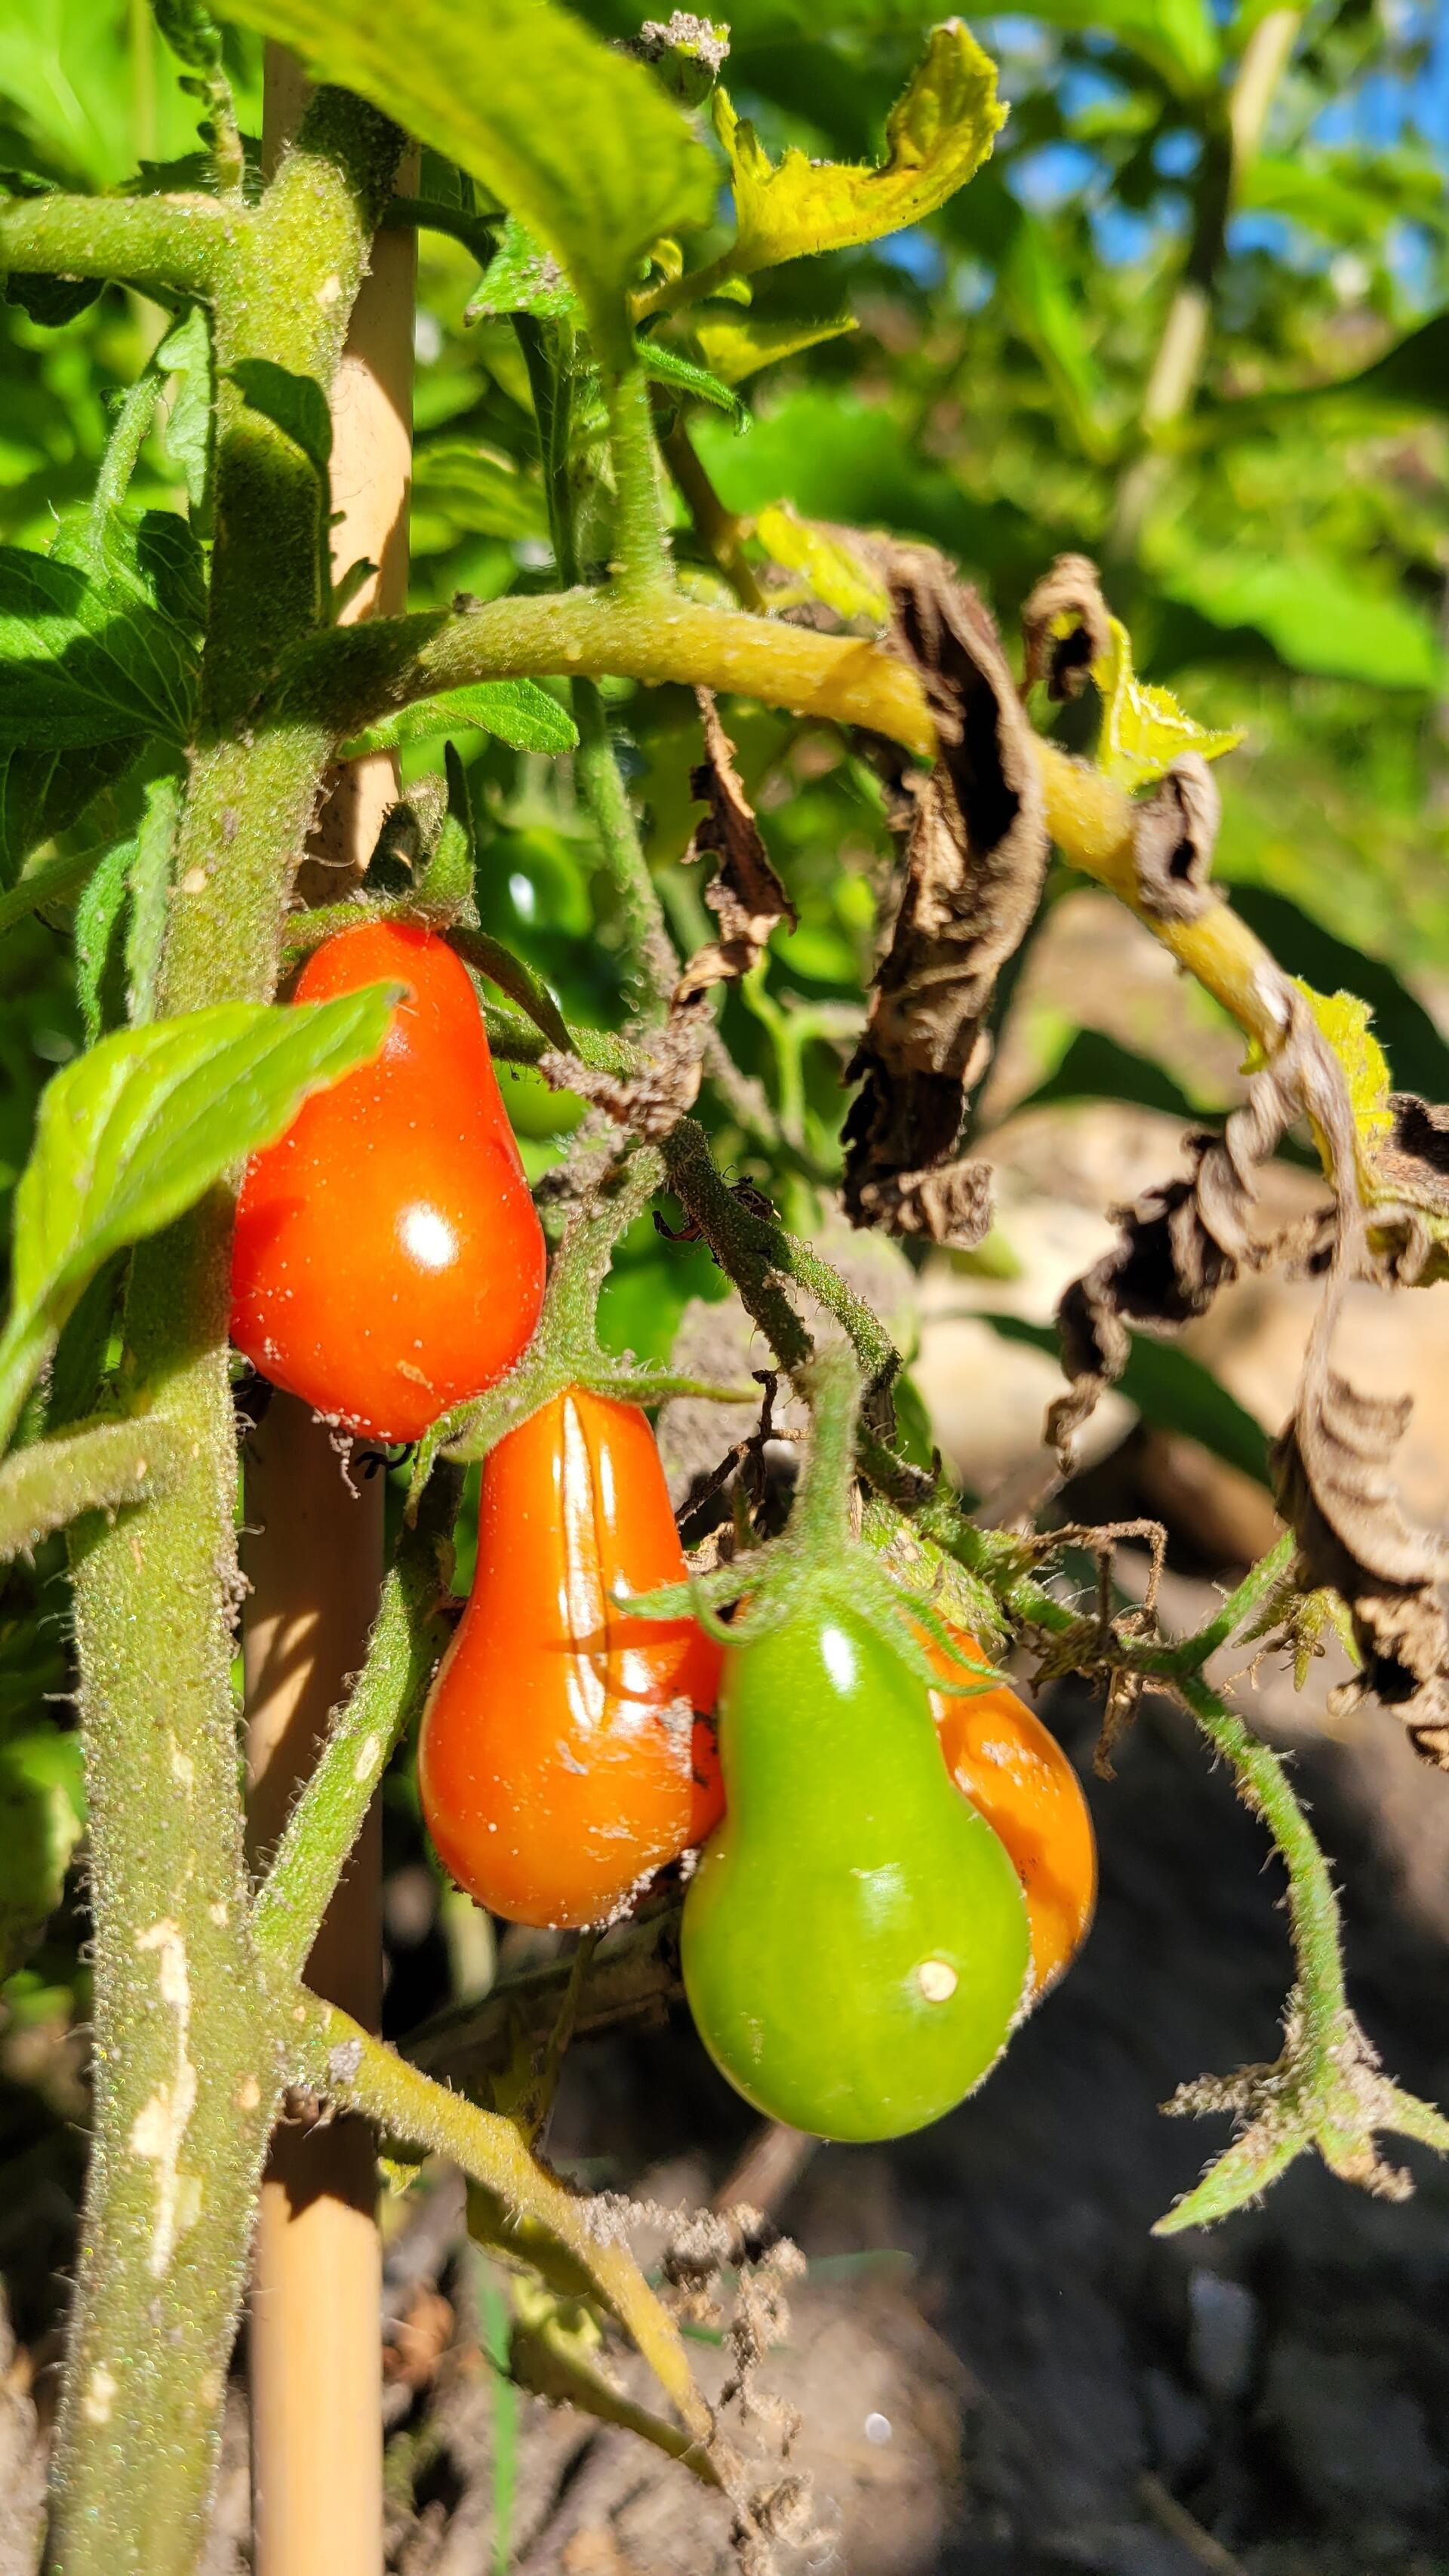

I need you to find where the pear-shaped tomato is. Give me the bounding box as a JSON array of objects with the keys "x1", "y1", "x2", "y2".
[
  {"x1": 681, "y1": 1605, "x2": 1030, "y2": 2142},
  {"x1": 231, "y1": 921, "x2": 545, "y2": 1442},
  {"x1": 928, "y1": 1630, "x2": 1096, "y2": 1999},
  {"x1": 418, "y1": 1387, "x2": 722, "y2": 1930}
]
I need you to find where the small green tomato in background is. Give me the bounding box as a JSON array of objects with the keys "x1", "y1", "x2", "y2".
[{"x1": 681, "y1": 1602, "x2": 1031, "y2": 2142}]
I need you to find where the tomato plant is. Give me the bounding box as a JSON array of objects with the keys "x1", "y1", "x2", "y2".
[
  {"x1": 2, "y1": 4, "x2": 1447, "y2": 2570},
  {"x1": 231, "y1": 920, "x2": 546, "y2": 1441},
  {"x1": 419, "y1": 1386, "x2": 721, "y2": 1928}
]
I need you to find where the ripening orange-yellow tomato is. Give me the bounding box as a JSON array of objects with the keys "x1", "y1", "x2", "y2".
[
  {"x1": 418, "y1": 1387, "x2": 723, "y2": 1930},
  {"x1": 928, "y1": 1629, "x2": 1096, "y2": 1997}
]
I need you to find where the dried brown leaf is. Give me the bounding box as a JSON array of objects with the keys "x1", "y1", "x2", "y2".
[
  {"x1": 1020, "y1": 550, "x2": 1111, "y2": 701},
  {"x1": 852, "y1": 1152, "x2": 995, "y2": 1248},
  {"x1": 1048, "y1": 982, "x2": 1332, "y2": 1463},
  {"x1": 674, "y1": 691, "x2": 797, "y2": 1006},
  {"x1": 540, "y1": 1004, "x2": 709, "y2": 1143},
  {"x1": 1273, "y1": 1281, "x2": 1449, "y2": 1765},
  {"x1": 1129, "y1": 752, "x2": 1221, "y2": 925},
  {"x1": 842, "y1": 546, "x2": 1049, "y2": 1239}
]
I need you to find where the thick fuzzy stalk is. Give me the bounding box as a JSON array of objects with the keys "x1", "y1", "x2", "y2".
[
  {"x1": 57, "y1": 1220, "x2": 278, "y2": 2576},
  {"x1": 52, "y1": 89, "x2": 403, "y2": 2576}
]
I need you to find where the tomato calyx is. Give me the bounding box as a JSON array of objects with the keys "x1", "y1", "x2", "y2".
[
  {"x1": 627, "y1": 1341, "x2": 997, "y2": 1700},
  {"x1": 405, "y1": 1140, "x2": 757, "y2": 1522}
]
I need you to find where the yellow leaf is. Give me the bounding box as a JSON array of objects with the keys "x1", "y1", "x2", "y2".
[
  {"x1": 1294, "y1": 980, "x2": 1395, "y2": 1153},
  {"x1": 1092, "y1": 616, "x2": 1242, "y2": 792},
  {"x1": 692, "y1": 308, "x2": 857, "y2": 386},
  {"x1": 715, "y1": 20, "x2": 1004, "y2": 275},
  {"x1": 756, "y1": 501, "x2": 888, "y2": 623}
]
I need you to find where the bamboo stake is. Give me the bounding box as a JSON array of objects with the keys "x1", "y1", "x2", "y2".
[{"x1": 244, "y1": 53, "x2": 416, "y2": 2576}]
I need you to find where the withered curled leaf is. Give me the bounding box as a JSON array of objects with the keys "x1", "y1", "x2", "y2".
[
  {"x1": 842, "y1": 546, "x2": 1049, "y2": 1245},
  {"x1": 674, "y1": 690, "x2": 797, "y2": 1005},
  {"x1": 1130, "y1": 752, "x2": 1221, "y2": 925},
  {"x1": 540, "y1": 1005, "x2": 709, "y2": 1143},
  {"x1": 1271, "y1": 1218, "x2": 1449, "y2": 1766},
  {"x1": 1048, "y1": 982, "x2": 1336, "y2": 1464},
  {"x1": 1020, "y1": 551, "x2": 1110, "y2": 703}
]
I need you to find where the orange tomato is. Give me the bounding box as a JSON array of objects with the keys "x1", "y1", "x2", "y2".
[
  {"x1": 418, "y1": 1386, "x2": 723, "y2": 1929},
  {"x1": 928, "y1": 1630, "x2": 1096, "y2": 1997},
  {"x1": 231, "y1": 921, "x2": 546, "y2": 1443}
]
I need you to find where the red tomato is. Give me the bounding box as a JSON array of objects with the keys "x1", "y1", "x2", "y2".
[
  {"x1": 928, "y1": 1629, "x2": 1096, "y2": 1997},
  {"x1": 231, "y1": 922, "x2": 545, "y2": 1442},
  {"x1": 418, "y1": 1387, "x2": 723, "y2": 1929}
]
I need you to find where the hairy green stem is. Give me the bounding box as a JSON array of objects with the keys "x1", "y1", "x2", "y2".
[
  {"x1": 59, "y1": 1216, "x2": 280, "y2": 2576},
  {"x1": 574, "y1": 684, "x2": 679, "y2": 1011},
  {"x1": 52, "y1": 91, "x2": 404, "y2": 2576},
  {"x1": 1178, "y1": 1673, "x2": 1348, "y2": 2036},
  {"x1": 0, "y1": 1413, "x2": 189, "y2": 1562},
  {"x1": 291, "y1": 1996, "x2": 714, "y2": 2450},
  {"x1": 605, "y1": 359, "x2": 673, "y2": 596},
  {"x1": 251, "y1": 1510, "x2": 453, "y2": 1987},
  {"x1": 89, "y1": 375, "x2": 165, "y2": 543},
  {"x1": 0, "y1": 188, "x2": 235, "y2": 301},
  {"x1": 1169, "y1": 1530, "x2": 1296, "y2": 1670}
]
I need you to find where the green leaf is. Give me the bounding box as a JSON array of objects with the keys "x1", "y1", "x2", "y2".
[
  {"x1": 449, "y1": 925, "x2": 571, "y2": 1054},
  {"x1": 690, "y1": 306, "x2": 857, "y2": 386},
  {"x1": 70, "y1": 776, "x2": 180, "y2": 1045},
  {"x1": 0, "y1": 985, "x2": 399, "y2": 1450},
  {"x1": 1092, "y1": 616, "x2": 1242, "y2": 792},
  {"x1": 714, "y1": 20, "x2": 1004, "y2": 275},
  {"x1": 151, "y1": 0, "x2": 225, "y2": 70},
  {"x1": 155, "y1": 304, "x2": 214, "y2": 516},
  {"x1": 0, "y1": 1723, "x2": 86, "y2": 1979},
  {"x1": 0, "y1": 511, "x2": 202, "y2": 751},
  {"x1": 411, "y1": 440, "x2": 551, "y2": 546},
  {"x1": 0, "y1": 740, "x2": 136, "y2": 892},
  {"x1": 1000, "y1": 212, "x2": 1112, "y2": 463},
  {"x1": 466, "y1": 213, "x2": 581, "y2": 326},
  {"x1": 74, "y1": 835, "x2": 133, "y2": 1048},
  {"x1": 229, "y1": 358, "x2": 333, "y2": 480},
  {"x1": 125, "y1": 772, "x2": 180, "y2": 1026},
  {"x1": 1149, "y1": 540, "x2": 1445, "y2": 693},
  {"x1": 637, "y1": 337, "x2": 747, "y2": 427},
  {"x1": 980, "y1": 1311, "x2": 1271, "y2": 1489},
  {"x1": 341, "y1": 679, "x2": 577, "y2": 762},
  {"x1": 1023, "y1": 0, "x2": 1220, "y2": 97},
  {"x1": 214, "y1": 0, "x2": 714, "y2": 367}
]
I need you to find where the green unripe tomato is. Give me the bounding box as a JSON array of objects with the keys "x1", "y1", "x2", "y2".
[{"x1": 681, "y1": 1602, "x2": 1031, "y2": 2142}]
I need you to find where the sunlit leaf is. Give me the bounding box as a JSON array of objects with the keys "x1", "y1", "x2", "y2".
[
  {"x1": 638, "y1": 337, "x2": 747, "y2": 426},
  {"x1": 755, "y1": 501, "x2": 888, "y2": 622},
  {"x1": 1092, "y1": 616, "x2": 1243, "y2": 792},
  {"x1": 216, "y1": 0, "x2": 714, "y2": 366},
  {"x1": 341, "y1": 680, "x2": 577, "y2": 760},
  {"x1": 714, "y1": 20, "x2": 1004, "y2": 275},
  {"x1": 0, "y1": 985, "x2": 398, "y2": 1448},
  {"x1": 466, "y1": 213, "x2": 580, "y2": 327},
  {"x1": 691, "y1": 306, "x2": 857, "y2": 386}
]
